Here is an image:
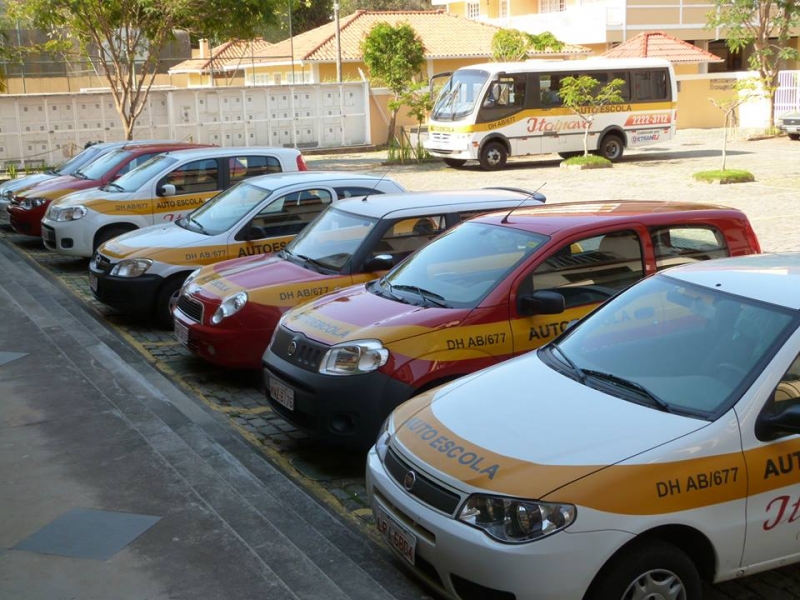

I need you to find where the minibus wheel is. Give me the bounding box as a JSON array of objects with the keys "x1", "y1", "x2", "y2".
[
  {"x1": 597, "y1": 133, "x2": 625, "y2": 162},
  {"x1": 443, "y1": 158, "x2": 467, "y2": 168},
  {"x1": 587, "y1": 538, "x2": 700, "y2": 600},
  {"x1": 479, "y1": 141, "x2": 507, "y2": 170}
]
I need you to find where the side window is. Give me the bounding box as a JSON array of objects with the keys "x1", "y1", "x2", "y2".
[
  {"x1": 477, "y1": 75, "x2": 527, "y2": 122},
  {"x1": 229, "y1": 155, "x2": 282, "y2": 182},
  {"x1": 169, "y1": 159, "x2": 219, "y2": 194},
  {"x1": 117, "y1": 152, "x2": 158, "y2": 176},
  {"x1": 372, "y1": 216, "x2": 446, "y2": 263},
  {"x1": 632, "y1": 69, "x2": 669, "y2": 102},
  {"x1": 539, "y1": 74, "x2": 563, "y2": 107},
  {"x1": 650, "y1": 226, "x2": 728, "y2": 271},
  {"x1": 774, "y1": 354, "x2": 800, "y2": 414},
  {"x1": 529, "y1": 230, "x2": 644, "y2": 308},
  {"x1": 334, "y1": 186, "x2": 386, "y2": 199},
  {"x1": 250, "y1": 188, "x2": 333, "y2": 238}
]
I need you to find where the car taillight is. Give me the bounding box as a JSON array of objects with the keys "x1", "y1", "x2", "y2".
[{"x1": 296, "y1": 155, "x2": 308, "y2": 171}]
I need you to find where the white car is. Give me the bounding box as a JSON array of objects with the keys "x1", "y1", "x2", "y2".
[
  {"x1": 89, "y1": 171, "x2": 406, "y2": 327},
  {"x1": 778, "y1": 110, "x2": 800, "y2": 140},
  {"x1": 368, "y1": 252, "x2": 800, "y2": 600},
  {"x1": 41, "y1": 146, "x2": 307, "y2": 258}
]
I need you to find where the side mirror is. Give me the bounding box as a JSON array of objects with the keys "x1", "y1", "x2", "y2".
[
  {"x1": 363, "y1": 254, "x2": 394, "y2": 272},
  {"x1": 244, "y1": 225, "x2": 267, "y2": 241},
  {"x1": 519, "y1": 290, "x2": 565, "y2": 316},
  {"x1": 160, "y1": 183, "x2": 176, "y2": 197},
  {"x1": 756, "y1": 397, "x2": 800, "y2": 441}
]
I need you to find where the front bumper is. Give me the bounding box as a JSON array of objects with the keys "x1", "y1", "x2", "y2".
[
  {"x1": 8, "y1": 205, "x2": 46, "y2": 237},
  {"x1": 41, "y1": 218, "x2": 95, "y2": 257},
  {"x1": 366, "y1": 445, "x2": 629, "y2": 600},
  {"x1": 262, "y1": 329, "x2": 415, "y2": 448},
  {"x1": 89, "y1": 258, "x2": 163, "y2": 315}
]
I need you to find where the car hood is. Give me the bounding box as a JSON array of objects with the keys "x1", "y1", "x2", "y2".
[
  {"x1": 19, "y1": 174, "x2": 96, "y2": 198},
  {"x1": 390, "y1": 353, "x2": 712, "y2": 512},
  {"x1": 282, "y1": 285, "x2": 465, "y2": 346},
  {"x1": 100, "y1": 223, "x2": 208, "y2": 263},
  {"x1": 0, "y1": 173, "x2": 53, "y2": 194},
  {"x1": 52, "y1": 187, "x2": 133, "y2": 207}
]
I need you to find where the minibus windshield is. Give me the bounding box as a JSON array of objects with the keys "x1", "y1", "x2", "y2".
[{"x1": 431, "y1": 69, "x2": 490, "y2": 121}]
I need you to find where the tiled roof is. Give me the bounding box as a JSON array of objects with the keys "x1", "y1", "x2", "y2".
[
  {"x1": 170, "y1": 38, "x2": 275, "y2": 73},
  {"x1": 602, "y1": 32, "x2": 723, "y2": 63},
  {"x1": 171, "y1": 10, "x2": 590, "y2": 73}
]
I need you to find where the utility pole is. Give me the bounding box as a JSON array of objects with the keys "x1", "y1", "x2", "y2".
[{"x1": 334, "y1": 2, "x2": 342, "y2": 83}]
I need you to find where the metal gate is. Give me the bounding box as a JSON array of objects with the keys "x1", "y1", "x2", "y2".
[
  {"x1": 775, "y1": 71, "x2": 800, "y2": 118},
  {"x1": 0, "y1": 82, "x2": 372, "y2": 169}
]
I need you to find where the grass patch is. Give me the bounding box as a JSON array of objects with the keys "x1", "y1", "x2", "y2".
[
  {"x1": 562, "y1": 154, "x2": 612, "y2": 169},
  {"x1": 693, "y1": 170, "x2": 755, "y2": 184}
]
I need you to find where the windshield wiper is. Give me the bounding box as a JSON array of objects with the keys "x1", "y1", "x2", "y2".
[
  {"x1": 187, "y1": 216, "x2": 209, "y2": 235},
  {"x1": 550, "y1": 344, "x2": 585, "y2": 383},
  {"x1": 375, "y1": 276, "x2": 405, "y2": 302},
  {"x1": 73, "y1": 170, "x2": 89, "y2": 180},
  {"x1": 294, "y1": 253, "x2": 329, "y2": 273},
  {"x1": 392, "y1": 284, "x2": 449, "y2": 308},
  {"x1": 102, "y1": 182, "x2": 124, "y2": 192},
  {"x1": 583, "y1": 369, "x2": 673, "y2": 413}
]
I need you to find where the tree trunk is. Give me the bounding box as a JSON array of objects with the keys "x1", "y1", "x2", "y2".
[{"x1": 386, "y1": 109, "x2": 398, "y2": 147}]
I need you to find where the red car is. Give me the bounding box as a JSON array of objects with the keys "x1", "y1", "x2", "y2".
[{"x1": 7, "y1": 142, "x2": 208, "y2": 237}]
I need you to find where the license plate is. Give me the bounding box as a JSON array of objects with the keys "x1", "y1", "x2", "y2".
[
  {"x1": 269, "y1": 377, "x2": 295, "y2": 411},
  {"x1": 374, "y1": 503, "x2": 416, "y2": 565},
  {"x1": 175, "y1": 321, "x2": 189, "y2": 346},
  {"x1": 88, "y1": 272, "x2": 98, "y2": 292}
]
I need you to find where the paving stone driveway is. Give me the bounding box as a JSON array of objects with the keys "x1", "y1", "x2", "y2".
[{"x1": 2, "y1": 128, "x2": 799, "y2": 599}]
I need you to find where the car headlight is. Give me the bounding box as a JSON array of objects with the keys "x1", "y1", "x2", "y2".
[
  {"x1": 319, "y1": 339, "x2": 388, "y2": 376},
  {"x1": 182, "y1": 267, "x2": 202, "y2": 289},
  {"x1": 110, "y1": 258, "x2": 153, "y2": 278},
  {"x1": 211, "y1": 291, "x2": 248, "y2": 324},
  {"x1": 458, "y1": 494, "x2": 576, "y2": 544},
  {"x1": 50, "y1": 205, "x2": 88, "y2": 222},
  {"x1": 20, "y1": 197, "x2": 48, "y2": 210}
]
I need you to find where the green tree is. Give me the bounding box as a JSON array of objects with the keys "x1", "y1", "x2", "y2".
[
  {"x1": 709, "y1": 78, "x2": 761, "y2": 170},
  {"x1": 390, "y1": 82, "x2": 433, "y2": 161},
  {"x1": 558, "y1": 75, "x2": 625, "y2": 156},
  {"x1": 6, "y1": 0, "x2": 281, "y2": 139},
  {"x1": 491, "y1": 29, "x2": 565, "y2": 62},
  {"x1": 707, "y1": 0, "x2": 800, "y2": 129},
  {"x1": 361, "y1": 22, "x2": 425, "y2": 145},
  {"x1": 338, "y1": 0, "x2": 431, "y2": 15}
]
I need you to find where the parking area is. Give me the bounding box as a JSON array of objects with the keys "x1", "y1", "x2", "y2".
[{"x1": 2, "y1": 128, "x2": 800, "y2": 598}]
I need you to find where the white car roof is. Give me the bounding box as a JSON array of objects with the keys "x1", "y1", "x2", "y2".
[
  {"x1": 244, "y1": 170, "x2": 403, "y2": 191},
  {"x1": 329, "y1": 188, "x2": 544, "y2": 219},
  {"x1": 663, "y1": 253, "x2": 800, "y2": 310},
  {"x1": 158, "y1": 146, "x2": 302, "y2": 161}
]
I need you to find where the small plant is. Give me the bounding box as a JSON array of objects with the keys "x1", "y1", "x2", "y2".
[
  {"x1": 693, "y1": 170, "x2": 754, "y2": 184},
  {"x1": 562, "y1": 154, "x2": 612, "y2": 169},
  {"x1": 7, "y1": 164, "x2": 17, "y2": 180}
]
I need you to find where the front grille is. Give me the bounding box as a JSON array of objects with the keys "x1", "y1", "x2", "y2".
[
  {"x1": 177, "y1": 294, "x2": 203, "y2": 323},
  {"x1": 385, "y1": 447, "x2": 461, "y2": 515},
  {"x1": 271, "y1": 326, "x2": 326, "y2": 372},
  {"x1": 429, "y1": 132, "x2": 451, "y2": 142},
  {"x1": 93, "y1": 253, "x2": 113, "y2": 274},
  {"x1": 784, "y1": 118, "x2": 799, "y2": 126}
]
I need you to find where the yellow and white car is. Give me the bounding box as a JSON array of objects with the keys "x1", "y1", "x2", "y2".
[
  {"x1": 89, "y1": 171, "x2": 405, "y2": 326},
  {"x1": 368, "y1": 252, "x2": 800, "y2": 600},
  {"x1": 41, "y1": 146, "x2": 307, "y2": 257}
]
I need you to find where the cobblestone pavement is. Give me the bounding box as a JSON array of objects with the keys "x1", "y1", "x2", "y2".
[{"x1": 2, "y1": 128, "x2": 799, "y2": 598}]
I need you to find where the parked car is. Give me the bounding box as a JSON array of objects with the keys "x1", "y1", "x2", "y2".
[
  {"x1": 0, "y1": 140, "x2": 173, "y2": 219},
  {"x1": 175, "y1": 187, "x2": 547, "y2": 369},
  {"x1": 90, "y1": 170, "x2": 397, "y2": 327},
  {"x1": 778, "y1": 110, "x2": 800, "y2": 140},
  {"x1": 41, "y1": 146, "x2": 307, "y2": 258},
  {"x1": 7, "y1": 142, "x2": 207, "y2": 237},
  {"x1": 367, "y1": 251, "x2": 800, "y2": 600},
  {"x1": 263, "y1": 200, "x2": 761, "y2": 448}
]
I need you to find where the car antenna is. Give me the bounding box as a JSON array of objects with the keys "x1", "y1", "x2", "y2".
[
  {"x1": 362, "y1": 167, "x2": 393, "y2": 202},
  {"x1": 500, "y1": 182, "x2": 546, "y2": 224}
]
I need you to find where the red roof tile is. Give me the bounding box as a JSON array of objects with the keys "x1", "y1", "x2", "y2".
[{"x1": 602, "y1": 31, "x2": 723, "y2": 63}]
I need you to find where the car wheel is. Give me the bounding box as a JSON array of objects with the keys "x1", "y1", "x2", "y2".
[
  {"x1": 587, "y1": 539, "x2": 701, "y2": 600},
  {"x1": 155, "y1": 275, "x2": 188, "y2": 330},
  {"x1": 94, "y1": 225, "x2": 135, "y2": 252},
  {"x1": 596, "y1": 134, "x2": 625, "y2": 162},
  {"x1": 789, "y1": 134, "x2": 800, "y2": 141},
  {"x1": 479, "y1": 141, "x2": 508, "y2": 171},
  {"x1": 443, "y1": 158, "x2": 467, "y2": 168}
]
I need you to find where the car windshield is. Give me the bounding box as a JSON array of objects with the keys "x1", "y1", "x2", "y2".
[
  {"x1": 376, "y1": 221, "x2": 548, "y2": 309},
  {"x1": 74, "y1": 148, "x2": 134, "y2": 180},
  {"x1": 551, "y1": 275, "x2": 798, "y2": 419},
  {"x1": 183, "y1": 181, "x2": 272, "y2": 235},
  {"x1": 55, "y1": 146, "x2": 104, "y2": 175},
  {"x1": 431, "y1": 69, "x2": 490, "y2": 121},
  {"x1": 286, "y1": 206, "x2": 378, "y2": 271},
  {"x1": 112, "y1": 154, "x2": 179, "y2": 192}
]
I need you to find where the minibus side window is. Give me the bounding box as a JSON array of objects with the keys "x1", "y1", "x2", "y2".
[
  {"x1": 476, "y1": 75, "x2": 527, "y2": 123},
  {"x1": 632, "y1": 69, "x2": 670, "y2": 102}
]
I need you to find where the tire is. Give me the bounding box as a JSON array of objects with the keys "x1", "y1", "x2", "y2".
[
  {"x1": 155, "y1": 275, "x2": 188, "y2": 329},
  {"x1": 789, "y1": 133, "x2": 800, "y2": 141},
  {"x1": 94, "y1": 225, "x2": 135, "y2": 253},
  {"x1": 596, "y1": 134, "x2": 625, "y2": 162},
  {"x1": 479, "y1": 141, "x2": 508, "y2": 171},
  {"x1": 587, "y1": 539, "x2": 701, "y2": 600},
  {"x1": 443, "y1": 158, "x2": 467, "y2": 168}
]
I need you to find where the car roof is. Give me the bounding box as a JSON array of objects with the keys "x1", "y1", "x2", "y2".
[
  {"x1": 88, "y1": 139, "x2": 182, "y2": 151},
  {"x1": 111, "y1": 142, "x2": 209, "y2": 154},
  {"x1": 471, "y1": 200, "x2": 746, "y2": 236},
  {"x1": 329, "y1": 188, "x2": 543, "y2": 219},
  {"x1": 660, "y1": 252, "x2": 800, "y2": 311},
  {"x1": 245, "y1": 170, "x2": 398, "y2": 190},
  {"x1": 156, "y1": 146, "x2": 302, "y2": 160}
]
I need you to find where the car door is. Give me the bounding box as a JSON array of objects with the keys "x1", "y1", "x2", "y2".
[
  {"x1": 153, "y1": 158, "x2": 223, "y2": 224},
  {"x1": 739, "y1": 337, "x2": 800, "y2": 569},
  {"x1": 509, "y1": 227, "x2": 647, "y2": 354}
]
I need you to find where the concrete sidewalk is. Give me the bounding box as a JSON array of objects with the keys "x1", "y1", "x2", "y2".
[{"x1": 0, "y1": 241, "x2": 428, "y2": 600}]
